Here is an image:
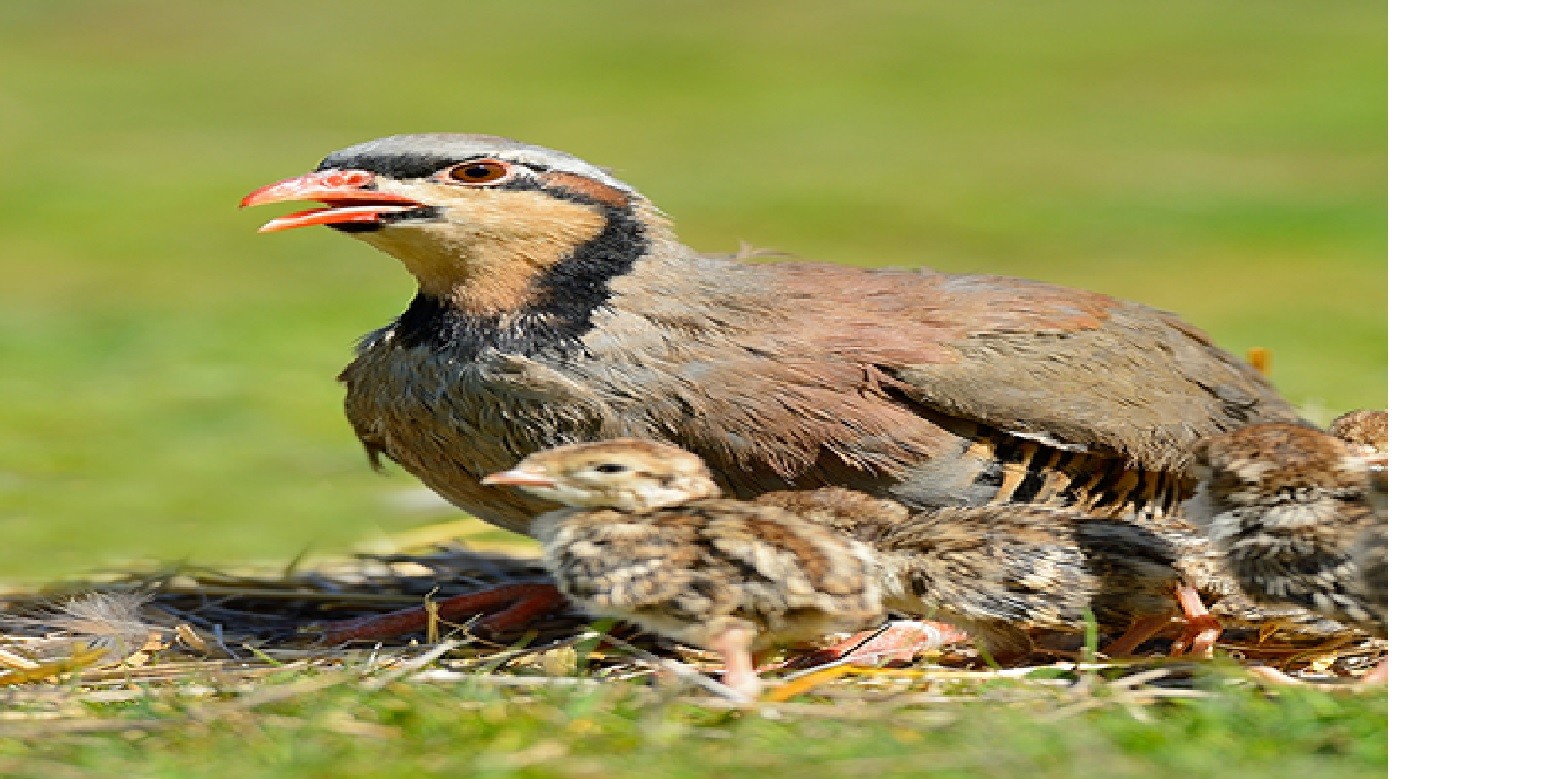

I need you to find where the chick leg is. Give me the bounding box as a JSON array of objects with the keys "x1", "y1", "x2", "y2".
[
  {"x1": 1360, "y1": 655, "x2": 1388, "y2": 685},
  {"x1": 710, "y1": 624, "x2": 760, "y2": 700},
  {"x1": 1168, "y1": 584, "x2": 1222, "y2": 659},
  {"x1": 1246, "y1": 652, "x2": 1386, "y2": 687},
  {"x1": 318, "y1": 583, "x2": 564, "y2": 644}
]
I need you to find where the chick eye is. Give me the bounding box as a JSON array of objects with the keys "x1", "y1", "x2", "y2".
[
  {"x1": 592, "y1": 463, "x2": 628, "y2": 474},
  {"x1": 442, "y1": 159, "x2": 515, "y2": 186}
]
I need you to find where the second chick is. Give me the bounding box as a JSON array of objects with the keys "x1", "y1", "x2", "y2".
[{"x1": 756, "y1": 487, "x2": 1229, "y2": 660}]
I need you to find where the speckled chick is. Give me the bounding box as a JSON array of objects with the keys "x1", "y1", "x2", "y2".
[
  {"x1": 1187, "y1": 422, "x2": 1387, "y2": 638},
  {"x1": 482, "y1": 440, "x2": 884, "y2": 699},
  {"x1": 1329, "y1": 409, "x2": 1388, "y2": 460},
  {"x1": 756, "y1": 488, "x2": 1230, "y2": 658},
  {"x1": 1328, "y1": 409, "x2": 1388, "y2": 614}
]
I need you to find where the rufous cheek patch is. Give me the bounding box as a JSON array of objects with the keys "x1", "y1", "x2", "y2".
[{"x1": 539, "y1": 172, "x2": 632, "y2": 208}]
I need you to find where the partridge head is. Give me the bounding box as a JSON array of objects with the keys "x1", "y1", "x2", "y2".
[{"x1": 482, "y1": 438, "x2": 719, "y2": 512}]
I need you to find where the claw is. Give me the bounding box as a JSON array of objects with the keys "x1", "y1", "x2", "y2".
[
  {"x1": 1167, "y1": 584, "x2": 1221, "y2": 659},
  {"x1": 785, "y1": 620, "x2": 970, "y2": 669}
]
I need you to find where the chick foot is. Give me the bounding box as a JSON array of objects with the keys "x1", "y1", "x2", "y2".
[
  {"x1": 784, "y1": 620, "x2": 969, "y2": 669},
  {"x1": 1360, "y1": 656, "x2": 1387, "y2": 685},
  {"x1": 317, "y1": 582, "x2": 566, "y2": 644},
  {"x1": 1168, "y1": 584, "x2": 1222, "y2": 659},
  {"x1": 711, "y1": 624, "x2": 762, "y2": 701}
]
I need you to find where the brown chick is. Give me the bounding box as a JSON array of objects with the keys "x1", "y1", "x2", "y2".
[
  {"x1": 1328, "y1": 409, "x2": 1388, "y2": 622},
  {"x1": 1329, "y1": 409, "x2": 1388, "y2": 461},
  {"x1": 1187, "y1": 422, "x2": 1387, "y2": 640},
  {"x1": 756, "y1": 488, "x2": 1230, "y2": 659},
  {"x1": 481, "y1": 440, "x2": 884, "y2": 700}
]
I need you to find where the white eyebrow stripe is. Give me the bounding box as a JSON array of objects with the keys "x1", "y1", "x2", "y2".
[{"x1": 496, "y1": 148, "x2": 638, "y2": 195}]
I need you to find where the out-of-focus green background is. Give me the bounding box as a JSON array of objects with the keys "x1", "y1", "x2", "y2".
[{"x1": 0, "y1": 0, "x2": 1384, "y2": 580}]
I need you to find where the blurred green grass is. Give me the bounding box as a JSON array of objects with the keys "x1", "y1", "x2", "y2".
[
  {"x1": 1, "y1": 672, "x2": 1388, "y2": 779},
  {"x1": 0, "y1": 0, "x2": 1384, "y2": 580}
]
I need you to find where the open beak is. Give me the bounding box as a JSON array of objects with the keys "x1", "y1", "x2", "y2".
[
  {"x1": 239, "y1": 169, "x2": 425, "y2": 233},
  {"x1": 481, "y1": 467, "x2": 556, "y2": 489}
]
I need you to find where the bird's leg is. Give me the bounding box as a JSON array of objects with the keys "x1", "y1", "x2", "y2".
[
  {"x1": 1101, "y1": 612, "x2": 1176, "y2": 658},
  {"x1": 1168, "y1": 584, "x2": 1222, "y2": 659},
  {"x1": 709, "y1": 624, "x2": 760, "y2": 701},
  {"x1": 1360, "y1": 655, "x2": 1388, "y2": 685},
  {"x1": 1247, "y1": 653, "x2": 1386, "y2": 687},
  {"x1": 783, "y1": 620, "x2": 970, "y2": 669},
  {"x1": 991, "y1": 442, "x2": 1040, "y2": 504},
  {"x1": 469, "y1": 587, "x2": 569, "y2": 638},
  {"x1": 1246, "y1": 665, "x2": 1307, "y2": 686},
  {"x1": 317, "y1": 582, "x2": 565, "y2": 644}
]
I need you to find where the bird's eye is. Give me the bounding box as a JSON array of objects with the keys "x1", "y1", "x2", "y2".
[
  {"x1": 441, "y1": 159, "x2": 516, "y2": 186},
  {"x1": 593, "y1": 463, "x2": 628, "y2": 474}
]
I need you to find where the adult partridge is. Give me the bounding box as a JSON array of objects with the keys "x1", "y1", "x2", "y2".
[{"x1": 241, "y1": 133, "x2": 1302, "y2": 637}]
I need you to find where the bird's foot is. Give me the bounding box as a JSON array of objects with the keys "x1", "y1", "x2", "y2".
[
  {"x1": 1168, "y1": 584, "x2": 1221, "y2": 659},
  {"x1": 1101, "y1": 613, "x2": 1176, "y2": 658},
  {"x1": 1359, "y1": 655, "x2": 1387, "y2": 685},
  {"x1": 710, "y1": 625, "x2": 761, "y2": 701},
  {"x1": 315, "y1": 582, "x2": 566, "y2": 644},
  {"x1": 783, "y1": 620, "x2": 970, "y2": 669},
  {"x1": 1246, "y1": 664, "x2": 1307, "y2": 686},
  {"x1": 1169, "y1": 615, "x2": 1223, "y2": 659},
  {"x1": 1246, "y1": 654, "x2": 1386, "y2": 687}
]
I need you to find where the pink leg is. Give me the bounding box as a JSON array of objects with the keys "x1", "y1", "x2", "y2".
[
  {"x1": 1248, "y1": 653, "x2": 1386, "y2": 687},
  {"x1": 1360, "y1": 655, "x2": 1388, "y2": 685},
  {"x1": 1247, "y1": 665, "x2": 1306, "y2": 686},
  {"x1": 1168, "y1": 585, "x2": 1222, "y2": 659},
  {"x1": 710, "y1": 625, "x2": 760, "y2": 700},
  {"x1": 785, "y1": 620, "x2": 970, "y2": 669}
]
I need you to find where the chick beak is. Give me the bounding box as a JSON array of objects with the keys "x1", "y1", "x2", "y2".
[
  {"x1": 239, "y1": 169, "x2": 425, "y2": 233},
  {"x1": 480, "y1": 467, "x2": 556, "y2": 489}
]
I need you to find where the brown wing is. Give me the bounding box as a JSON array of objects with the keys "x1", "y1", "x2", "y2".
[{"x1": 766, "y1": 265, "x2": 1298, "y2": 473}]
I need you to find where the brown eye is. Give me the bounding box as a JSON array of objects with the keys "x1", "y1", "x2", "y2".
[{"x1": 442, "y1": 158, "x2": 515, "y2": 186}]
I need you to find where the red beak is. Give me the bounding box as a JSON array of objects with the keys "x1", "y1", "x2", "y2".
[
  {"x1": 480, "y1": 467, "x2": 556, "y2": 489},
  {"x1": 239, "y1": 169, "x2": 425, "y2": 233}
]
